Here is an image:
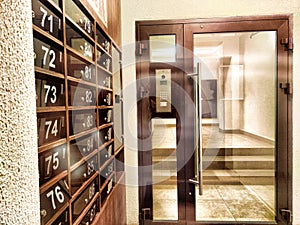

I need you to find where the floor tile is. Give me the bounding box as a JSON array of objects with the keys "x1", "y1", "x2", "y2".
[
  {"x1": 196, "y1": 199, "x2": 235, "y2": 221},
  {"x1": 225, "y1": 198, "x2": 275, "y2": 221},
  {"x1": 153, "y1": 199, "x2": 178, "y2": 220}
]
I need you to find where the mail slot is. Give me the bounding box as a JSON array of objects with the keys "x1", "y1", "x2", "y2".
[
  {"x1": 36, "y1": 76, "x2": 65, "y2": 107},
  {"x1": 39, "y1": 143, "x2": 68, "y2": 185},
  {"x1": 98, "y1": 90, "x2": 112, "y2": 106},
  {"x1": 100, "y1": 161, "x2": 114, "y2": 184},
  {"x1": 37, "y1": 112, "x2": 66, "y2": 146},
  {"x1": 70, "y1": 132, "x2": 98, "y2": 165},
  {"x1": 99, "y1": 126, "x2": 113, "y2": 145},
  {"x1": 100, "y1": 143, "x2": 113, "y2": 167},
  {"x1": 67, "y1": 51, "x2": 96, "y2": 83},
  {"x1": 68, "y1": 82, "x2": 96, "y2": 106},
  {"x1": 71, "y1": 155, "x2": 98, "y2": 194},
  {"x1": 99, "y1": 109, "x2": 113, "y2": 125},
  {"x1": 69, "y1": 110, "x2": 96, "y2": 136},
  {"x1": 72, "y1": 178, "x2": 98, "y2": 220},
  {"x1": 40, "y1": 179, "x2": 70, "y2": 225}
]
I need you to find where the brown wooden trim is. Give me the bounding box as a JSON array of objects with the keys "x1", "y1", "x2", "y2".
[
  {"x1": 40, "y1": 170, "x2": 68, "y2": 194},
  {"x1": 136, "y1": 14, "x2": 291, "y2": 26},
  {"x1": 114, "y1": 145, "x2": 125, "y2": 156},
  {"x1": 38, "y1": 139, "x2": 67, "y2": 153},
  {"x1": 33, "y1": 25, "x2": 64, "y2": 46}
]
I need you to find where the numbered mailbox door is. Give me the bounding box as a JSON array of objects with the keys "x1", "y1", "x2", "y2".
[
  {"x1": 99, "y1": 126, "x2": 113, "y2": 145},
  {"x1": 36, "y1": 77, "x2": 65, "y2": 107},
  {"x1": 32, "y1": 0, "x2": 63, "y2": 40},
  {"x1": 34, "y1": 37, "x2": 64, "y2": 73},
  {"x1": 71, "y1": 154, "x2": 98, "y2": 194},
  {"x1": 65, "y1": 0, "x2": 94, "y2": 38},
  {"x1": 40, "y1": 179, "x2": 70, "y2": 225},
  {"x1": 69, "y1": 110, "x2": 96, "y2": 135},
  {"x1": 39, "y1": 143, "x2": 68, "y2": 185},
  {"x1": 80, "y1": 202, "x2": 98, "y2": 225},
  {"x1": 37, "y1": 112, "x2": 66, "y2": 146},
  {"x1": 51, "y1": 209, "x2": 70, "y2": 225},
  {"x1": 98, "y1": 90, "x2": 112, "y2": 106},
  {"x1": 68, "y1": 82, "x2": 96, "y2": 106},
  {"x1": 67, "y1": 52, "x2": 96, "y2": 83},
  {"x1": 70, "y1": 132, "x2": 98, "y2": 165},
  {"x1": 72, "y1": 178, "x2": 98, "y2": 221}
]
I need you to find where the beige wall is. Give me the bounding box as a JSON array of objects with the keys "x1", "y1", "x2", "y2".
[{"x1": 122, "y1": 0, "x2": 300, "y2": 224}]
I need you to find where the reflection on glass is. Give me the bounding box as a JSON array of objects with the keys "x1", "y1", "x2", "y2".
[
  {"x1": 113, "y1": 47, "x2": 123, "y2": 150},
  {"x1": 193, "y1": 31, "x2": 276, "y2": 222},
  {"x1": 150, "y1": 35, "x2": 176, "y2": 62},
  {"x1": 65, "y1": 0, "x2": 94, "y2": 37},
  {"x1": 152, "y1": 118, "x2": 178, "y2": 221},
  {"x1": 66, "y1": 20, "x2": 94, "y2": 61}
]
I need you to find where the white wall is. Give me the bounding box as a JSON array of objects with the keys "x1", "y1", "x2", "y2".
[
  {"x1": 239, "y1": 32, "x2": 276, "y2": 140},
  {"x1": 121, "y1": 0, "x2": 300, "y2": 224}
]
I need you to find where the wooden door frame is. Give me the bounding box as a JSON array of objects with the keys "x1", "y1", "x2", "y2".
[
  {"x1": 136, "y1": 14, "x2": 293, "y2": 225},
  {"x1": 136, "y1": 23, "x2": 186, "y2": 224}
]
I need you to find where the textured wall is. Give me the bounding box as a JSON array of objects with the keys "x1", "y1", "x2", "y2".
[
  {"x1": 0, "y1": 0, "x2": 40, "y2": 224},
  {"x1": 122, "y1": 0, "x2": 300, "y2": 224}
]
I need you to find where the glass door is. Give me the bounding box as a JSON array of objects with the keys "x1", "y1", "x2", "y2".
[
  {"x1": 137, "y1": 16, "x2": 292, "y2": 225},
  {"x1": 192, "y1": 31, "x2": 277, "y2": 222}
]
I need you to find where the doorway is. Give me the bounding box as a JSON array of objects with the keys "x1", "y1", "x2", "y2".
[{"x1": 136, "y1": 15, "x2": 292, "y2": 225}]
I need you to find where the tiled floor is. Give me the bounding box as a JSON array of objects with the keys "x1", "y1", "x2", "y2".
[
  {"x1": 153, "y1": 184, "x2": 275, "y2": 222},
  {"x1": 151, "y1": 119, "x2": 276, "y2": 222},
  {"x1": 196, "y1": 185, "x2": 275, "y2": 222}
]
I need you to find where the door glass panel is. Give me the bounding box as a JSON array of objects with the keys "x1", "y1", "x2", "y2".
[
  {"x1": 193, "y1": 31, "x2": 276, "y2": 222},
  {"x1": 112, "y1": 46, "x2": 123, "y2": 150},
  {"x1": 150, "y1": 35, "x2": 176, "y2": 62},
  {"x1": 152, "y1": 118, "x2": 178, "y2": 220}
]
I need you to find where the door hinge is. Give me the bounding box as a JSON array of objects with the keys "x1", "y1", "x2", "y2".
[
  {"x1": 280, "y1": 38, "x2": 293, "y2": 51},
  {"x1": 140, "y1": 208, "x2": 151, "y2": 225},
  {"x1": 280, "y1": 208, "x2": 293, "y2": 224},
  {"x1": 280, "y1": 82, "x2": 293, "y2": 95},
  {"x1": 136, "y1": 42, "x2": 146, "y2": 56}
]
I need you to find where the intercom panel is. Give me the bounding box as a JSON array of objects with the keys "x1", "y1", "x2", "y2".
[{"x1": 156, "y1": 69, "x2": 171, "y2": 113}]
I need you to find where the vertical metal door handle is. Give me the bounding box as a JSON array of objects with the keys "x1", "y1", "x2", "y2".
[{"x1": 187, "y1": 62, "x2": 203, "y2": 196}]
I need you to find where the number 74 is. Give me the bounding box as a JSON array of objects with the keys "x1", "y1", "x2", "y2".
[{"x1": 45, "y1": 119, "x2": 58, "y2": 139}]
